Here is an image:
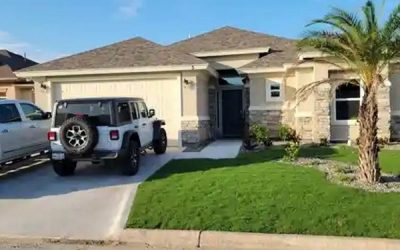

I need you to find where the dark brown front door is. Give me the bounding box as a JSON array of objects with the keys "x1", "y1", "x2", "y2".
[{"x1": 222, "y1": 89, "x2": 243, "y2": 137}]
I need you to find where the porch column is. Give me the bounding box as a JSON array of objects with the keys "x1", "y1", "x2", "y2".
[
  {"x1": 312, "y1": 64, "x2": 331, "y2": 142},
  {"x1": 181, "y1": 72, "x2": 211, "y2": 145}
]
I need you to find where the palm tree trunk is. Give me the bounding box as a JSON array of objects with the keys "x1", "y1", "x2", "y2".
[{"x1": 358, "y1": 85, "x2": 380, "y2": 183}]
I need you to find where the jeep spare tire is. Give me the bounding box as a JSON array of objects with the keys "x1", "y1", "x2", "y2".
[{"x1": 59, "y1": 116, "x2": 99, "y2": 155}]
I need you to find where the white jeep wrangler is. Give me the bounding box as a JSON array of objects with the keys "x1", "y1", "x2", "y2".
[{"x1": 48, "y1": 97, "x2": 167, "y2": 176}]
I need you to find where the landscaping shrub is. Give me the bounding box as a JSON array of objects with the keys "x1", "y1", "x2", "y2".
[
  {"x1": 279, "y1": 124, "x2": 297, "y2": 141},
  {"x1": 249, "y1": 123, "x2": 271, "y2": 147},
  {"x1": 284, "y1": 141, "x2": 300, "y2": 161},
  {"x1": 319, "y1": 137, "x2": 328, "y2": 147},
  {"x1": 283, "y1": 127, "x2": 301, "y2": 161}
]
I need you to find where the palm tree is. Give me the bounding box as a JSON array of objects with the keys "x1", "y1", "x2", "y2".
[{"x1": 296, "y1": 0, "x2": 400, "y2": 183}]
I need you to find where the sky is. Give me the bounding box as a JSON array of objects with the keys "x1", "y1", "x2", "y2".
[{"x1": 0, "y1": 0, "x2": 398, "y2": 63}]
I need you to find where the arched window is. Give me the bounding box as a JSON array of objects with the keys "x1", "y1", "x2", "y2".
[{"x1": 335, "y1": 83, "x2": 361, "y2": 121}]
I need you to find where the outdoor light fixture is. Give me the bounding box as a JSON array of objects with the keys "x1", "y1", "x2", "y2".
[
  {"x1": 184, "y1": 79, "x2": 194, "y2": 85},
  {"x1": 40, "y1": 83, "x2": 48, "y2": 90}
]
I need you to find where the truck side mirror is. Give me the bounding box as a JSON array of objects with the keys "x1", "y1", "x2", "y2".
[{"x1": 148, "y1": 109, "x2": 155, "y2": 118}]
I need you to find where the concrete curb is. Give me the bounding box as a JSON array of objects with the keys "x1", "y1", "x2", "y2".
[
  {"x1": 0, "y1": 234, "x2": 113, "y2": 246},
  {"x1": 119, "y1": 229, "x2": 200, "y2": 249},
  {"x1": 0, "y1": 158, "x2": 49, "y2": 179},
  {"x1": 120, "y1": 229, "x2": 400, "y2": 250}
]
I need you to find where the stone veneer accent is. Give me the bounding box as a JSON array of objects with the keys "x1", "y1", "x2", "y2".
[
  {"x1": 313, "y1": 83, "x2": 331, "y2": 141},
  {"x1": 249, "y1": 110, "x2": 282, "y2": 137},
  {"x1": 295, "y1": 116, "x2": 313, "y2": 141},
  {"x1": 181, "y1": 120, "x2": 211, "y2": 145},
  {"x1": 377, "y1": 84, "x2": 391, "y2": 139}
]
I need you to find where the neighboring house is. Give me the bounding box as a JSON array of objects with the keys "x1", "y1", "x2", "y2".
[
  {"x1": 0, "y1": 50, "x2": 37, "y2": 102},
  {"x1": 16, "y1": 26, "x2": 400, "y2": 146}
]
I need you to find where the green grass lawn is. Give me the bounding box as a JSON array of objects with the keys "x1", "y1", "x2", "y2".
[{"x1": 127, "y1": 146, "x2": 400, "y2": 238}]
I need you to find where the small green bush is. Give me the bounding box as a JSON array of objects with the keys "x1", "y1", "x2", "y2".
[
  {"x1": 320, "y1": 137, "x2": 328, "y2": 147},
  {"x1": 284, "y1": 141, "x2": 300, "y2": 161},
  {"x1": 249, "y1": 123, "x2": 271, "y2": 147},
  {"x1": 279, "y1": 124, "x2": 298, "y2": 142}
]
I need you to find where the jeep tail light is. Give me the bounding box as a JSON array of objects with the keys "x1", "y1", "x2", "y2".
[
  {"x1": 110, "y1": 130, "x2": 119, "y2": 140},
  {"x1": 48, "y1": 131, "x2": 57, "y2": 141}
]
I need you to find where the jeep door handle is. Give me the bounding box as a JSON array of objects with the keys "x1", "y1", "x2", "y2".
[
  {"x1": 142, "y1": 123, "x2": 146, "y2": 126},
  {"x1": 1, "y1": 129, "x2": 9, "y2": 133},
  {"x1": 29, "y1": 125, "x2": 36, "y2": 128}
]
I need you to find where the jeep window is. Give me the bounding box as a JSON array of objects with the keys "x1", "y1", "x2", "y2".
[
  {"x1": 20, "y1": 103, "x2": 45, "y2": 120},
  {"x1": 137, "y1": 102, "x2": 148, "y2": 118},
  {"x1": 129, "y1": 102, "x2": 139, "y2": 120},
  {"x1": 117, "y1": 102, "x2": 131, "y2": 124},
  {"x1": 0, "y1": 104, "x2": 22, "y2": 123},
  {"x1": 55, "y1": 101, "x2": 112, "y2": 127}
]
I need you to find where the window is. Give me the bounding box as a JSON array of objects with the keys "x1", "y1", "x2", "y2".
[
  {"x1": 129, "y1": 102, "x2": 139, "y2": 120},
  {"x1": 0, "y1": 89, "x2": 6, "y2": 99},
  {"x1": 54, "y1": 101, "x2": 112, "y2": 127},
  {"x1": 0, "y1": 104, "x2": 21, "y2": 123},
  {"x1": 266, "y1": 81, "x2": 282, "y2": 101},
  {"x1": 137, "y1": 102, "x2": 148, "y2": 118},
  {"x1": 335, "y1": 83, "x2": 361, "y2": 121},
  {"x1": 117, "y1": 102, "x2": 131, "y2": 123},
  {"x1": 20, "y1": 103, "x2": 44, "y2": 120}
]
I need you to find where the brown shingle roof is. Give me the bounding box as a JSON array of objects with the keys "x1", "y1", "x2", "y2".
[
  {"x1": 0, "y1": 50, "x2": 37, "y2": 78},
  {"x1": 20, "y1": 37, "x2": 206, "y2": 72},
  {"x1": 169, "y1": 26, "x2": 296, "y2": 54},
  {"x1": 240, "y1": 40, "x2": 298, "y2": 69}
]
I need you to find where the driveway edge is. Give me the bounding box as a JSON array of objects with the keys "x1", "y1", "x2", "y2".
[{"x1": 121, "y1": 229, "x2": 400, "y2": 250}]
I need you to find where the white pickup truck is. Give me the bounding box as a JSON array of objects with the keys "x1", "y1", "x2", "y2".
[{"x1": 0, "y1": 99, "x2": 51, "y2": 165}]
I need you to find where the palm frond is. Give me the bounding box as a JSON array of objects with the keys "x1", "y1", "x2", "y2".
[{"x1": 295, "y1": 78, "x2": 360, "y2": 106}]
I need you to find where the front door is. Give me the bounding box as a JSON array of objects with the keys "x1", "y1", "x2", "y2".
[{"x1": 222, "y1": 89, "x2": 243, "y2": 137}]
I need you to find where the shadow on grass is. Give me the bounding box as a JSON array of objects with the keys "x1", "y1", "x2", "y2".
[{"x1": 148, "y1": 145, "x2": 341, "y2": 181}]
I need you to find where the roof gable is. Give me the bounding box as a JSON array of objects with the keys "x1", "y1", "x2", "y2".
[
  {"x1": 20, "y1": 37, "x2": 206, "y2": 72},
  {"x1": 169, "y1": 26, "x2": 295, "y2": 54},
  {"x1": 0, "y1": 50, "x2": 37, "y2": 78}
]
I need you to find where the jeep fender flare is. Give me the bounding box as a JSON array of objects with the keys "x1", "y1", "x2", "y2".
[
  {"x1": 152, "y1": 120, "x2": 166, "y2": 142},
  {"x1": 121, "y1": 131, "x2": 141, "y2": 151}
]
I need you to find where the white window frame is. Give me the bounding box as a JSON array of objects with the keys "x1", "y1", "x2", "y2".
[
  {"x1": 266, "y1": 81, "x2": 283, "y2": 102},
  {"x1": 332, "y1": 83, "x2": 363, "y2": 125}
]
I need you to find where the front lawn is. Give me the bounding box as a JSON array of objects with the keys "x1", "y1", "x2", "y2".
[{"x1": 127, "y1": 146, "x2": 400, "y2": 238}]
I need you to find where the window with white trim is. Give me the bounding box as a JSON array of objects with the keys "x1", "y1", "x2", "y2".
[
  {"x1": 335, "y1": 83, "x2": 361, "y2": 121},
  {"x1": 266, "y1": 81, "x2": 282, "y2": 101}
]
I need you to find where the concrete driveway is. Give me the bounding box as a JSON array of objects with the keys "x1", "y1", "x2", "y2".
[{"x1": 0, "y1": 149, "x2": 178, "y2": 240}]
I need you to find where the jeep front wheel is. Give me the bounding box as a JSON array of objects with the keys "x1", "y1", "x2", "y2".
[
  {"x1": 121, "y1": 141, "x2": 140, "y2": 176},
  {"x1": 153, "y1": 128, "x2": 167, "y2": 155},
  {"x1": 52, "y1": 160, "x2": 77, "y2": 176}
]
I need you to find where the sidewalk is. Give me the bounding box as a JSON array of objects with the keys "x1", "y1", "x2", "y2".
[{"x1": 176, "y1": 140, "x2": 242, "y2": 159}]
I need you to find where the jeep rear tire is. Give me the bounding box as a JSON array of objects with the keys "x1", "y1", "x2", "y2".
[
  {"x1": 121, "y1": 141, "x2": 140, "y2": 176},
  {"x1": 153, "y1": 128, "x2": 167, "y2": 155},
  {"x1": 52, "y1": 160, "x2": 77, "y2": 176},
  {"x1": 60, "y1": 116, "x2": 99, "y2": 155}
]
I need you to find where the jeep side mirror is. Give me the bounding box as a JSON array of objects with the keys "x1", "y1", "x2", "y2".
[
  {"x1": 148, "y1": 109, "x2": 155, "y2": 118},
  {"x1": 43, "y1": 112, "x2": 52, "y2": 119}
]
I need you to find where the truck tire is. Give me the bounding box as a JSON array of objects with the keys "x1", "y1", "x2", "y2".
[
  {"x1": 153, "y1": 128, "x2": 167, "y2": 155},
  {"x1": 52, "y1": 160, "x2": 77, "y2": 176},
  {"x1": 59, "y1": 116, "x2": 99, "y2": 155},
  {"x1": 121, "y1": 140, "x2": 140, "y2": 176}
]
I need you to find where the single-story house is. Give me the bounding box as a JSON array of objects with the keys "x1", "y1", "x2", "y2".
[
  {"x1": 16, "y1": 26, "x2": 400, "y2": 146},
  {"x1": 0, "y1": 50, "x2": 37, "y2": 102}
]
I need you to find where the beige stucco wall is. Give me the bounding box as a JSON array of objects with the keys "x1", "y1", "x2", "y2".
[
  {"x1": 201, "y1": 54, "x2": 260, "y2": 70},
  {"x1": 0, "y1": 83, "x2": 16, "y2": 99},
  {"x1": 0, "y1": 82, "x2": 34, "y2": 102}
]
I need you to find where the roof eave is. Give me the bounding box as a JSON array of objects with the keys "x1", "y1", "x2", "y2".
[
  {"x1": 191, "y1": 47, "x2": 270, "y2": 57},
  {"x1": 15, "y1": 63, "x2": 212, "y2": 78}
]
